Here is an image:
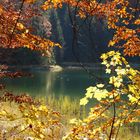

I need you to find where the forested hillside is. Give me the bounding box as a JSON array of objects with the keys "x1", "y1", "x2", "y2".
[{"x1": 0, "y1": 0, "x2": 139, "y2": 65}]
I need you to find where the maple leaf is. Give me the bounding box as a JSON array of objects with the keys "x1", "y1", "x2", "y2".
[
  {"x1": 80, "y1": 97, "x2": 89, "y2": 106},
  {"x1": 93, "y1": 89, "x2": 108, "y2": 101},
  {"x1": 128, "y1": 94, "x2": 138, "y2": 103}
]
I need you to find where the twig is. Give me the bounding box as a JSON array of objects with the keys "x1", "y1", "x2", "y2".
[
  {"x1": 109, "y1": 91, "x2": 116, "y2": 140},
  {"x1": 67, "y1": 0, "x2": 104, "y2": 82},
  {"x1": 8, "y1": 0, "x2": 25, "y2": 48},
  {"x1": 115, "y1": 113, "x2": 123, "y2": 140}
]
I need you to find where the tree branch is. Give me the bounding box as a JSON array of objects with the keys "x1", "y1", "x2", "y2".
[{"x1": 8, "y1": 0, "x2": 25, "y2": 48}]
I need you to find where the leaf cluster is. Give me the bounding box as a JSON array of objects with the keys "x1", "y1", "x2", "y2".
[
  {"x1": 0, "y1": 93, "x2": 63, "y2": 140},
  {"x1": 63, "y1": 51, "x2": 140, "y2": 140}
]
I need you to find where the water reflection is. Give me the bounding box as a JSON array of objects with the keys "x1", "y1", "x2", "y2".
[
  {"x1": 0, "y1": 69, "x2": 101, "y2": 98},
  {"x1": 45, "y1": 71, "x2": 59, "y2": 95}
]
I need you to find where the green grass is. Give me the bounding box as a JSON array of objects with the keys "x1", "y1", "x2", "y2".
[
  {"x1": 43, "y1": 95, "x2": 140, "y2": 140},
  {"x1": 39, "y1": 95, "x2": 87, "y2": 128}
]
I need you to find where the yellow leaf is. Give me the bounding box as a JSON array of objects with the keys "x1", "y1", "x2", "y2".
[
  {"x1": 106, "y1": 68, "x2": 111, "y2": 74},
  {"x1": 17, "y1": 23, "x2": 25, "y2": 30},
  {"x1": 128, "y1": 94, "x2": 138, "y2": 103},
  {"x1": 80, "y1": 97, "x2": 88, "y2": 106},
  {"x1": 93, "y1": 89, "x2": 108, "y2": 101},
  {"x1": 109, "y1": 41, "x2": 115, "y2": 46},
  {"x1": 86, "y1": 91, "x2": 93, "y2": 98},
  {"x1": 100, "y1": 53, "x2": 108, "y2": 60},
  {"x1": 96, "y1": 84, "x2": 104, "y2": 88}
]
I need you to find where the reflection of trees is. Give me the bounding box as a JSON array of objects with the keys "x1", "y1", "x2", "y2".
[
  {"x1": 46, "y1": 71, "x2": 57, "y2": 95},
  {"x1": 45, "y1": 71, "x2": 65, "y2": 96}
]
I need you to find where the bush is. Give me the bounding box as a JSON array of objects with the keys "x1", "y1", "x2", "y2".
[{"x1": 0, "y1": 93, "x2": 63, "y2": 140}]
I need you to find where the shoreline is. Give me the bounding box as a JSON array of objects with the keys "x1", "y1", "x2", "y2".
[{"x1": 3, "y1": 62, "x2": 140, "y2": 71}]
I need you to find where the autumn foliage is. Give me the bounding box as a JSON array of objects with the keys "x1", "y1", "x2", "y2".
[
  {"x1": 0, "y1": 0, "x2": 140, "y2": 140},
  {"x1": 42, "y1": 0, "x2": 140, "y2": 139},
  {"x1": 0, "y1": 93, "x2": 62, "y2": 139},
  {"x1": 43, "y1": 0, "x2": 140, "y2": 56},
  {"x1": 63, "y1": 51, "x2": 140, "y2": 140},
  {"x1": 0, "y1": 0, "x2": 61, "y2": 79},
  {"x1": 0, "y1": 0, "x2": 61, "y2": 56}
]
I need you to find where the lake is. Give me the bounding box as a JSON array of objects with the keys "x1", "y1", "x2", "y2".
[
  {"x1": 1, "y1": 63, "x2": 139, "y2": 99},
  {"x1": 0, "y1": 66, "x2": 106, "y2": 99}
]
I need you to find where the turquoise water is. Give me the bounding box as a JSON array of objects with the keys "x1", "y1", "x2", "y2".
[
  {"x1": 1, "y1": 63, "x2": 139, "y2": 98},
  {"x1": 0, "y1": 68, "x2": 105, "y2": 98}
]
